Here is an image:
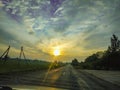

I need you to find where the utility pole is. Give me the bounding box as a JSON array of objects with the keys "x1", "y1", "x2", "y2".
[
  {"x1": 0, "y1": 45, "x2": 10, "y2": 61},
  {"x1": 19, "y1": 46, "x2": 26, "y2": 60}
]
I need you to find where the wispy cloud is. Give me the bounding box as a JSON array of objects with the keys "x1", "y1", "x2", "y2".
[{"x1": 0, "y1": 0, "x2": 120, "y2": 61}]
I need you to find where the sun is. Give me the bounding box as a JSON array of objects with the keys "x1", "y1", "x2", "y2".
[{"x1": 53, "y1": 49, "x2": 60, "y2": 56}]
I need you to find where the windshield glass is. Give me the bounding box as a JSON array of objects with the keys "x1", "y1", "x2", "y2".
[{"x1": 0, "y1": 0, "x2": 120, "y2": 90}]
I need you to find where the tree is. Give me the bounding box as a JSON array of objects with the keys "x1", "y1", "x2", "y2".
[
  {"x1": 108, "y1": 34, "x2": 120, "y2": 52},
  {"x1": 102, "y1": 34, "x2": 120, "y2": 70},
  {"x1": 78, "y1": 34, "x2": 120, "y2": 70},
  {"x1": 71, "y1": 58, "x2": 79, "y2": 66}
]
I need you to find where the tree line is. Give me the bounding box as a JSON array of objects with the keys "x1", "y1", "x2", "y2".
[{"x1": 71, "y1": 34, "x2": 120, "y2": 70}]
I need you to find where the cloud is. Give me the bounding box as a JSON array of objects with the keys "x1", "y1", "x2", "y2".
[
  {"x1": 0, "y1": 0, "x2": 120, "y2": 61},
  {"x1": 0, "y1": 27, "x2": 16, "y2": 45}
]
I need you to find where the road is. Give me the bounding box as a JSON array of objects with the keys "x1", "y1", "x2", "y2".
[{"x1": 0, "y1": 65, "x2": 120, "y2": 90}]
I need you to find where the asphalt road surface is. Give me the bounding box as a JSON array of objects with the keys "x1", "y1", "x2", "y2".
[{"x1": 0, "y1": 65, "x2": 120, "y2": 90}]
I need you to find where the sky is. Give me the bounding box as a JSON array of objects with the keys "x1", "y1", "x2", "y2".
[{"x1": 0, "y1": 0, "x2": 120, "y2": 62}]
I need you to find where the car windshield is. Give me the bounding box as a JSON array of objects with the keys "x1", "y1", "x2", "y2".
[{"x1": 0, "y1": 0, "x2": 120, "y2": 90}]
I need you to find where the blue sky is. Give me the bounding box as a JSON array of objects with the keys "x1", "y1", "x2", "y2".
[{"x1": 0, "y1": 0, "x2": 120, "y2": 62}]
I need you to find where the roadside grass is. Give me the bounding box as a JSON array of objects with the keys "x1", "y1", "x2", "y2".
[{"x1": 0, "y1": 59, "x2": 51, "y2": 73}]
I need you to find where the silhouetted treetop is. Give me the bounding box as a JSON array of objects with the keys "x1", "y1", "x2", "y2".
[
  {"x1": 71, "y1": 58, "x2": 79, "y2": 66},
  {"x1": 108, "y1": 34, "x2": 120, "y2": 52}
]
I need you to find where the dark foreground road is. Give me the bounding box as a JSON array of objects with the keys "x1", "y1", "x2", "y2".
[{"x1": 0, "y1": 65, "x2": 120, "y2": 90}]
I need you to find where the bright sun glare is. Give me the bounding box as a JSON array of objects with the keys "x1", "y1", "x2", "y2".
[{"x1": 53, "y1": 49, "x2": 60, "y2": 56}]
